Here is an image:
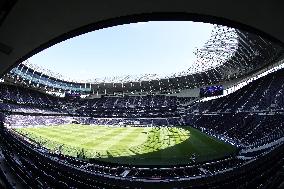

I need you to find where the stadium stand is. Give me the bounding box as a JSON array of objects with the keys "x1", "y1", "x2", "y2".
[
  {"x1": 0, "y1": 64, "x2": 284, "y2": 188},
  {"x1": 183, "y1": 67, "x2": 284, "y2": 148}
]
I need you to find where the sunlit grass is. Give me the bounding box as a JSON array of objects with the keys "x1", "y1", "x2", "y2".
[{"x1": 15, "y1": 124, "x2": 236, "y2": 165}]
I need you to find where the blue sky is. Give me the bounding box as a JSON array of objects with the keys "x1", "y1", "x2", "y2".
[{"x1": 28, "y1": 21, "x2": 214, "y2": 81}]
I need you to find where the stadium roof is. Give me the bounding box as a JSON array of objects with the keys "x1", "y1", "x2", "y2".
[
  {"x1": 6, "y1": 28, "x2": 283, "y2": 95},
  {"x1": 0, "y1": 0, "x2": 284, "y2": 79},
  {"x1": 1, "y1": 1, "x2": 284, "y2": 95}
]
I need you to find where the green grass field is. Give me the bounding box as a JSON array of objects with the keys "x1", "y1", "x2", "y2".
[{"x1": 15, "y1": 124, "x2": 237, "y2": 165}]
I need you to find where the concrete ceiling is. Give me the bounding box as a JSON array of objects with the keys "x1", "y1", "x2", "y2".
[{"x1": 0, "y1": 0, "x2": 283, "y2": 77}]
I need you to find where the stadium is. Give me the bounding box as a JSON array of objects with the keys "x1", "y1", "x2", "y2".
[{"x1": 0, "y1": 1, "x2": 284, "y2": 189}]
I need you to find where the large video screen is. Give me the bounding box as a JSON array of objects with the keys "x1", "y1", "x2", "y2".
[
  {"x1": 65, "y1": 91, "x2": 81, "y2": 99},
  {"x1": 200, "y1": 85, "x2": 223, "y2": 97}
]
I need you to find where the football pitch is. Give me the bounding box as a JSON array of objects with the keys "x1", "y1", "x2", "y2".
[{"x1": 15, "y1": 124, "x2": 237, "y2": 165}]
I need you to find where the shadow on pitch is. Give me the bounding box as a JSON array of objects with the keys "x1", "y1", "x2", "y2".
[{"x1": 89, "y1": 127, "x2": 237, "y2": 166}]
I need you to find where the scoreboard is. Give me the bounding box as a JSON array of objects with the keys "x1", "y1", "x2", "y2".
[
  {"x1": 65, "y1": 92, "x2": 81, "y2": 99},
  {"x1": 200, "y1": 85, "x2": 223, "y2": 97}
]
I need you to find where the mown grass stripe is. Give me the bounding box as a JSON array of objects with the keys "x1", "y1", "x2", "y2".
[{"x1": 15, "y1": 124, "x2": 237, "y2": 165}]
